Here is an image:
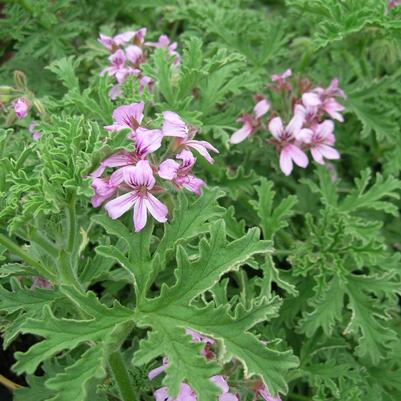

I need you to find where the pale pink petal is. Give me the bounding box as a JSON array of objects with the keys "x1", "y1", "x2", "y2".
[
  {"x1": 287, "y1": 144, "x2": 309, "y2": 168},
  {"x1": 210, "y1": 376, "x2": 229, "y2": 393},
  {"x1": 148, "y1": 360, "x2": 168, "y2": 380},
  {"x1": 13, "y1": 98, "x2": 29, "y2": 119},
  {"x1": 98, "y1": 34, "x2": 113, "y2": 51},
  {"x1": 108, "y1": 84, "x2": 123, "y2": 100},
  {"x1": 105, "y1": 102, "x2": 144, "y2": 132},
  {"x1": 302, "y1": 92, "x2": 321, "y2": 107},
  {"x1": 219, "y1": 394, "x2": 238, "y2": 401},
  {"x1": 286, "y1": 113, "x2": 304, "y2": 137},
  {"x1": 133, "y1": 197, "x2": 147, "y2": 232},
  {"x1": 229, "y1": 122, "x2": 253, "y2": 144},
  {"x1": 296, "y1": 128, "x2": 313, "y2": 143},
  {"x1": 124, "y1": 160, "x2": 155, "y2": 189},
  {"x1": 113, "y1": 31, "x2": 135, "y2": 45},
  {"x1": 178, "y1": 175, "x2": 205, "y2": 195},
  {"x1": 158, "y1": 159, "x2": 180, "y2": 180},
  {"x1": 319, "y1": 144, "x2": 340, "y2": 160},
  {"x1": 105, "y1": 192, "x2": 137, "y2": 219},
  {"x1": 253, "y1": 99, "x2": 270, "y2": 119},
  {"x1": 311, "y1": 147, "x2": 324, "y2": 165},
  {"x1": 279, "y1": 146, "x2": 294, "y2": 176},
  {"x1": 136, "y1": 128, "x2": 163, "y2": 157},
  {"x1": 269, "y1": 117, "x2": 284, "y2": 140},
  {"x1": 186, "y1": 140, "x2": 218, "y2": 164},
  {"x1": 162, "y1": 111, "x2": 188, "y2": 138},
  {"x1": 317, "y1": 120, "x2": 334, "y2": 139},
  {"x1": 176, "y1": 149, "x2": 196, "y2": 167},
  {"x1": 259, "y1": 386, "x2": 282, "y2": 401},
  {"x1": 154, "y1": 387, "x2": 170, "y2": 401},
  {"x1": 145, "y1": 194, "x2": 168, "y2": 223},
  {"x1": 126, "y1": 45, "x2": 143, "y2": 64}
]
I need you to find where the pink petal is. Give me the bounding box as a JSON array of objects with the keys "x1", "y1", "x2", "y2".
[
  {"x1": 105, "y1": 192, "x2": 137, "y2": 219},
  {"x1": 269, "y1": 117, "x2": 284, "y2": 140},
  {"x1": 253, "y1": 99, "x2": 270, "y2": 119},
  {"x1": 279, "y1": 146, "x2": 294, "y2": 176},
  {"x1": 286, "y1": 113, "x2": 304, "y2": 137},
  {"x1": 287, "y1": 144, "x2": 309, "y2": 168},
  {"x1": 302, "y1": 92, "x2": 321, "y2": 107},
  {"x1": 105, "y1": 102, "x2": 144, "y2": 132},
  {"x1": 317, "y1": 120, "x2": 334, "y2": 139},
  {"x1": 154, "y1": 387, "x2": 170, "y2": 401},
  {"x1": 176, "y1": 149, "x2": 196, "y2": 167},
  {"x1": 219, "y1": 394, "x2": 238, "y2": 401},
  {"x1": 124, "y1": 160, "x2": 155, "y2": 189},
  {"x1": 158, "y1": 159, "x2": 180, "y2": 180},
  {"x1": 178, "y1": 175, "x2": 205, "y2": 195},
  {"x1": 319, "y1": 144, "x2": 340, "y2": 160},
  {"x1": 229, "y1": 122, "x2": 253, "y2": 144},
  {"x1": 185, "y1": 140, "x2": 218, "y2": 164},
  {"x1": 296, "y1": 128, "x2": 313, "y2": 143},
  {"x1": 136, "y1": 128, "x2": 163, "y2": 157},
  {"x1": 125, "y1": 45, "x2": 143, "y2": 64},
  {"x1": 133, "y1": 197, "x2": 147, "y2": 232},
  {"x1": 144, "y1": 193, "x2": 168, "y2": 223},
  {"x1": 210, "y1": 376, "x2": 229, "y2": 393},
  {"x1": 162, "y1": 111, "x2": 188, "y2": 138},
  {"x1": 311, "y1": 147, "x2": 325, "y2": 165}
]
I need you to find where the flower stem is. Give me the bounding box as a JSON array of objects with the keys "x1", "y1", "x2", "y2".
[
  {"x1": 0, "y1": 374, "x2": 22, "y2": 391},
  {"x1": 66, "y1": 191, "x2": 77, "y2": 254},
  {"x1": 108, "y1": 351, "x2": 138, "y2": 401}
]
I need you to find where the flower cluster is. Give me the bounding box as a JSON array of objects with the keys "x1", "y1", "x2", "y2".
[
  {"x1": 230, "y1": 69, "x2": 346, "y2": 176},
  {"x1": 90, "y1": 103, "x2": 218, "y2": 231},
  {"x1": 99, "y1": 28, "x2": 180, "y2": 99},
  {"x1": 388, "y1": 0, "x2": 401, "y2": 9}
]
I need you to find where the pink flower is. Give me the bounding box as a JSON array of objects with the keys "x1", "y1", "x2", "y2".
[
  {"x1": 29, "y1": 121, "x2": 40, "y2": 141},
  {"x1": 162, "y1": 112, "x2": 219, "y2": 163},
  {"x1": 13, "y1": 98, "x2": 29, "y2": 119},
  {"x1": 146, "y1": 34, "x2": 180, "y2": 64},
  {"x1": 126, "y1": 44, "x2": 144, "y2": 65},
  {"x1": 98, "y1": 28, "x2": 147, "y2": 51},
  {"x1": 185, "y1": 328, "x2": 215, "y2": 359},
  {"x1": 302, "y1": 79, "x2": 346, "y2": 122},
  {"x1": 158, "y1": 150, "x2": 205, "y2": 195},
  {"x1": 108, "y1": 84, "x2": 123, "y2": 100},
  {"x1": 104, "y1": 102, "x2": 144, "y2": 136},
  {"x1": 134, "y1": 127, "x2": 163, "y2": 157},
  {"x1": 293, "y1": 103, "x2": 318, "y2": 128},
  {"x1": 230, "y1": 98, "x2": 270, "y2": 144},
  {"x1": 298, "y1": 120, "x2": 340, "y2": 165},
  {"x1": 268, "y1": 116, "x2": 309, "y2": 176},
  {"x1": 105, "y1": 160, "x2": 168, "y2": 232},
  {"x1": 271, "y1": 69, "x2": 292, "y2": 91},
  {"x1": 100, "y1": 49, "x2": 139, "y2": 84},
  {"x1": 31, "y1": 277, "x2": 52, "y2": 289}
]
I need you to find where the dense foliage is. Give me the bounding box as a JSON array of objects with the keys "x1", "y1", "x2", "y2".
[{"x1": 0, "y1": 1, "x2": 400, "y2": 401}]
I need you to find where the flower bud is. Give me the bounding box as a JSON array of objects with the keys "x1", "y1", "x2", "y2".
[
  {"x1": 13, "y1": 98, "x2": 29, "y2": 119},
  {"x1": 33, "y1": 99, "x2": 46, "y2": 115},
  {"x1": 14, "y1": 70, "x2": 27, "y2": 90}
]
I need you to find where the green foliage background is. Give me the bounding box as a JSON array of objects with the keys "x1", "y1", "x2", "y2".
[{"x1": 0, "y1": 1, "x2": 400, "y2": 400}]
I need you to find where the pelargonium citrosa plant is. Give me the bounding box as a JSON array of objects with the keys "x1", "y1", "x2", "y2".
[{"x1": 0, "y1": 1, "x2": 400, "y2": 401}]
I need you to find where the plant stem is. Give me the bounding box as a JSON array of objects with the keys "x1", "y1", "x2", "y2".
[
  {"x1": 0, "y1": 374, "x2": 22, "y2": 391},
  {"x1": 0, "y1": 233, "x2": 53, "y2": 278},
  {"x1": 66, "y1": 191, "x2": 77, "y2": 254},
  {"x1": 108, "y1": 351, "x2": 138, "y2": 401}
]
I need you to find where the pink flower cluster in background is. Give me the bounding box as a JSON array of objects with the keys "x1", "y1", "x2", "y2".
[
  {"x1": 229, "y1": 69, "x2": 346, "y2": 176},
  {"x1": 388, "y1": 0, "x2": 401, "y2": 9},
  {"x1": 90, "y1": 103, "x2": 218, "y2": 231},
  {"x1": 98, "y1": 28, "x2": 180, "y2": 99}
]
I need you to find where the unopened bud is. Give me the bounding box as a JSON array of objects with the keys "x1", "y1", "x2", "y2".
[
  {"x1": 33, "y1": 99, "x2": 46, "y2": 115},
  {"x1": 14, "y1": 70, "x2": 27, "y2": 90}
]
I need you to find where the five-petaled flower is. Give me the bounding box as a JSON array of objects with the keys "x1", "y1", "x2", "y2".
[
  {"x1": 162, "y1": 112, "x2": 219, "y2": 163},
  {"x1": 229, "y1": 98, "x2": 270, "y2": 144},
  {"x1": 268, "y1": 116, "x2": 309, "y2": 176},
  {"x1": 105, "y1": 160, "x2": 168, "y2": 232}
]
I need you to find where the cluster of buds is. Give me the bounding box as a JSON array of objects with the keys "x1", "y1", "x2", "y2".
[
  {"x1": 98, "y1": 28, "x2": 180, "y2": 99},
  {"x1": 148, "y1": 329, "x2": 280, "y2": 401},
  {"x1": 90, "y1": 102, "x2": 218, "y2": 232},
  {"x1": 230, "y1": 69, "x2": 345, "y2": 176}
]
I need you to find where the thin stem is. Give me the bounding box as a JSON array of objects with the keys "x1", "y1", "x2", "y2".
[
  {"x1": 108, "y1": 351, "x2": 138, "y2": 401},
  {"x1": 66, "y1": 191, "x2": 77, "y2": 254},
  {"x1": 0, "y1": 374, "x2": 22, "y2": 391},
  {"x1": 0, "y1": 233, "x2": 53, "y2": 278}
]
